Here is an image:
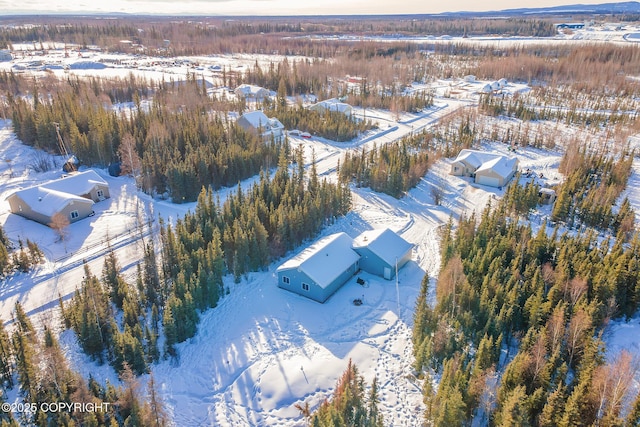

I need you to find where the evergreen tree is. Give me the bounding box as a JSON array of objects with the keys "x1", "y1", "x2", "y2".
[{"x1": 0, "y1": 319, "x2": 13, "y2": 387}]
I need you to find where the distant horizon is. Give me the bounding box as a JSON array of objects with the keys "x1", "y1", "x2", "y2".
[{"x1": 0, "y1": 0, "x2": 636, "y2": 18}]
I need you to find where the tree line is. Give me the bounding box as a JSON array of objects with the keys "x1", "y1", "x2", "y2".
[
  {"x1": 8, "y1": 73, "x2": 282, "y2": 203},
  {"x1": 551, "y1": 145, "x2": 634, "y2": 235},
  {"x1": 0, "y1": 301, "x2": 168, "y2": 426},
  {"x1": 413, "y1": 176, "x2": 640, "y2": 425},
  {"x1": 305, "y1": 359, "x2": 383, "y2": 427},
  {"x1": 339, "y1": 130, "x2": 436, "y2": 198}
]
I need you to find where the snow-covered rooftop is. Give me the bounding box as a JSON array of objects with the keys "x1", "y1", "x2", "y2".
[
  {"x1": 476, "y1": 155, "x2": 518, "y2": 179},
  {"x1": 38, "y1": 170, "x2": 108, "y2": 195},
  {"x1": 12, "y1": 186, "x2": 92, "y2": 216},
  {"x1": 352, "y1": 228, "x2": 413, "y2": 267},
  {"x1": 455, "y1": 149, "x2": 484, "y2": 169},
  {"x1": 454, "y1": 149, "x2": 517, "y2": 178},
  {"x1": 235, "y1": 84, "x2": 269, "y2": 97},
  {"x1": 7, "y1": 169, "x2": 108, "y2": 216},
  {"x1": 310, "y1": 98, "x2": 353, "y2": 114},
  {"x1": 239, "y1": 110, "x2": 283, "y2": 130},
  {"x1": 277, "y1": 232, "x2": 360, "y2": 289}
]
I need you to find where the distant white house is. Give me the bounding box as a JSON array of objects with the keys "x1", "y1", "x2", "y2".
[
  {"x1": 234, "y1": 84, "x2": 270, "y2": 101},
  {"x1": 6, "y1": 170, "x2": 110, "y2": 226},
  {"x1": 352, "y1": 228, "x2": 413, "y2": 280},
  {"x1": 309, "y1": 98, "x2": 353, "y2": 116},
  {"x1": 479, "y1": 84, "x2": 493, "y2": 94},
  {"x1": 276, "y1": 232, "x2": 361, "y2": 303},
  {"x1": 450, "y1": 149, "x2": 518, "y2": 188},
  {"x1": 237, "y1": 110, "x2": 285, "y2": 142}
]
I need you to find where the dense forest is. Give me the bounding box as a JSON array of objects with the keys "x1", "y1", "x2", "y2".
[
  {"x1": 339, "y1": 130, "x2": 436, "y2": 198},
  {"x1": 0, "y1": 301, "x2": 168, "y2": 426},
  {"x1": 413, "y1": 145, "x2": 640, "y2": 425}
]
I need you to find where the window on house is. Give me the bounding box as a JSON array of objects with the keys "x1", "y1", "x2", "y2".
[
  {"x1": 302, "y1": 283, "x2": 310, "y2": 291},
  {"x1": 282, "y1": 276, "x2": 290, "y2": 284},
  {"x1": 97, "y1": 189, "x2": 104, "y2": 198},
  {"x1": 70, "y1": 210, "x2": 79, "y2": 219}
]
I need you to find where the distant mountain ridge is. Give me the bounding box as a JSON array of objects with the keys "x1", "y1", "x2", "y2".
[{"x1": 441, "y1": 1, "x2": 640, "y2": 17}]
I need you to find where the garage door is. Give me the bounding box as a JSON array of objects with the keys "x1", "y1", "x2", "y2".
[{"x1": 476, "y1": 175, "x2": 500, "y2": 187}]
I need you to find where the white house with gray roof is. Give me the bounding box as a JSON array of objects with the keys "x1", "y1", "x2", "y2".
[
  {"x1": 309, "y1": 98, "x2": 353, "y2": 116},
  {"x1": 6, "y1": 170, "x2": 110, "y2": 226},
  {"x1": 234, "y1": 84, "x2": 270, "y2": 101},
  {"x1": 450, "y1": 149, "x2": 518, "y2": 188},
  {"x1": 237, "y1": 110, "x2": 285, "y2": 143}
]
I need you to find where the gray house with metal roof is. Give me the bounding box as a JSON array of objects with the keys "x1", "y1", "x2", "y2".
[
  {"x1": 276, "y1": 232, "x2": 360, "y2": 303},
  {"x1": 352, "y1": 228, "x2": 413, "y2": 280}
]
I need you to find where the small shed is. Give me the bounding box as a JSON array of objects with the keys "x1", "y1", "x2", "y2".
[
  {"x1": 352, "y1": 228, "x2": 413, "y2": 280},
  {"x1": 539, "y1": 188, "x2": 556, "y2": 204},
  {"x1": 276, "y1": 233, "x2": 360, "y2": 303}
]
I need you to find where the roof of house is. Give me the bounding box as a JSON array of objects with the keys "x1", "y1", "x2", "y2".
[
  {"x1": 13, "y1": 187, "x2": 92, "y2": 217},
  {"x1": 7, "y1": 170, "x2": 107, "y2": 217},
  {"x1": 277, "y1": 232, "x2": 360, "y2": 289},
  {"x1": 311, "y1": 98, "x2": 352, "y2": 114},
  {"x1": 453, "y1": 149, "x2": 500, "y2": 169},
  {"x1": 239, "y1": 110, "x2": 284, "y2": 130},
  {"x1": 235, "y1": 84, "x2": 269, "y2": 97},
  {"x1": 39, "y1": 170, "x2": 108, "y2": 195},
  {"x1": 475, "y1": 156, "x2": 518, "y2": 179},
  {"x1": 352, "y1": 228, "x2": 413, "y2": 267}
]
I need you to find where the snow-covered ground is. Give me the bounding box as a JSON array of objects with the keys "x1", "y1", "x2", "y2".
[{"x1": 0, "y1": 23, "x2": 639, "y2": 425}]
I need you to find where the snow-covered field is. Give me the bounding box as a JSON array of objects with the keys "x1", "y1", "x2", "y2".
[{"x1": 0, "y1": 22, "x2": 640, "y2": 425}]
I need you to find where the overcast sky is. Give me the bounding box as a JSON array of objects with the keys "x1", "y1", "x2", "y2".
[{"x1": 0, "y1": 0, "x2": 619, "y2": 16}]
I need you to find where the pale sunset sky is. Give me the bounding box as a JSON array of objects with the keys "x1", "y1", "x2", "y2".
[{"x1": 0, "y1": 0, "x2": 624, "y2": 16}]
